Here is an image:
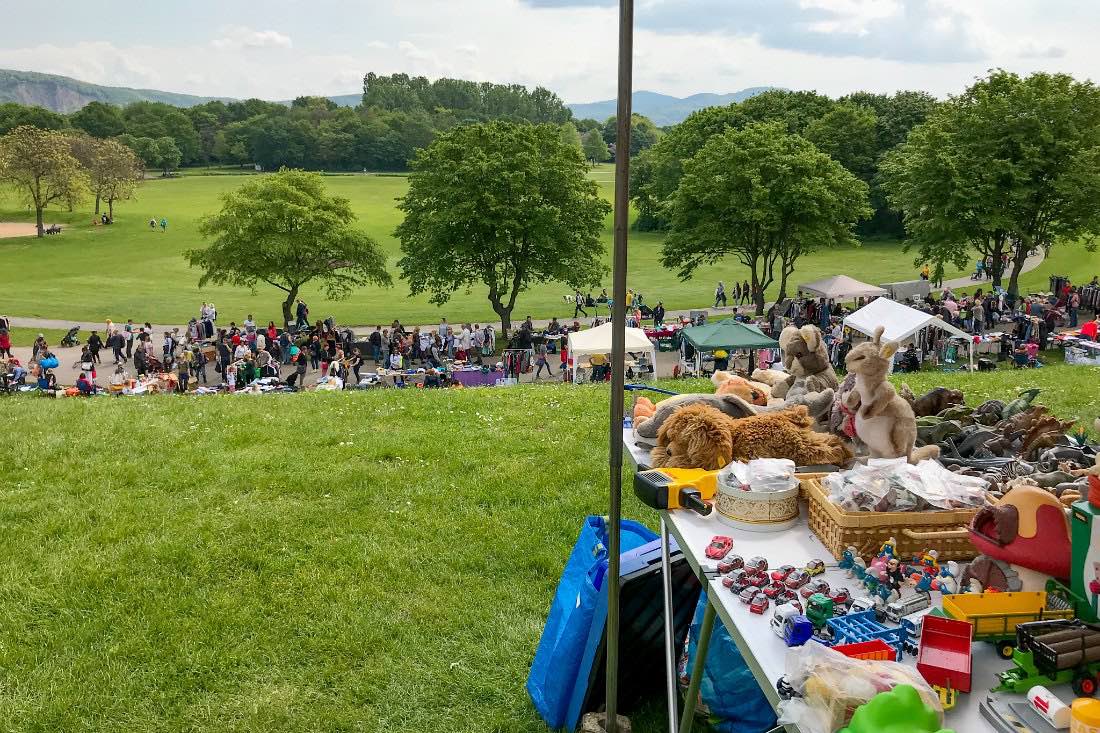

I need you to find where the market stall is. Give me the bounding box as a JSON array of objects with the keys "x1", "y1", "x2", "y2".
[
  {"x1": 567, "y1": 321, "x2": 656, "y2": 385},
  {"x1": 844, "y1": 297, "x2": 974, "y2": 366},
  {"x1": 679, "y1": 320, "x2": 780, "y2": 375},
  {"x1": 798, "y1": 275, "x2": 888, "y2": 302}
]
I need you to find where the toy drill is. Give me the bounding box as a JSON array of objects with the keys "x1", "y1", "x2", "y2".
[{"x1": 633, "y1": 467, "x2": 719, "y2": 516}]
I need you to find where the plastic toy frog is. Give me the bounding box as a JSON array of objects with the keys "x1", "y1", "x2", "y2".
[{"x1": 839, "y1": 684, "x2": 955, "y2": 733}]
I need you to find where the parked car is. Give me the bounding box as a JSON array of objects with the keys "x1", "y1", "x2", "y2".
[
  {"x1": 801, "y1": 579, "x2": 831, "y2": 599},
  {"x1": 770, "y1": 564, "x2": 796, "y2": 583},
  {"x1": 706, "y1": 536, "x2": 734, "y2": 560},
  {"x1": 750, "y1": 592, "x2": 770, "y2": 615},
  {"x1": 746, "y1": 572, "x2": 769, "y2": 588},
  {"x1": 739, "y1": 586, "x2": 759, "y2": 604},
  {"x1": 829, "y1": 587, "x2": 852, "y2": 606},
  {"x1": 718, "y1": 555, "x2": 744, "y2": 574},
  {"x1": 785, "y1": 570, "x2": 810, "y2": 589},
  {"x1": 804, "y1": 558, "x2": 827, "y2": 576},
  {"x1": 747, "y1": 556, "x2": 769, "y2": 572},
  {"x1": 763, "y1": 582, "x2": 787, "y2": 599},
  {"x1": 722, "y1": 569, "x2": 747, "y2": 588}
]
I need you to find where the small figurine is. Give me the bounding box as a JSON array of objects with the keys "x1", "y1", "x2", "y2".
[
  {"x1": 918, "y1": 548, "x2": 939, "y2": 575},
  {"x1": 885, "y1": 558, "x2": 905, "y2": 592},
  {"x1": 849, "y1": 557, "x2": 867, "y2": 580},
  {"x1": 863, "y1": 573, "x2": 880, "y2": 595},
  {"x1": 877, "y1": 536, "x2": 897, "y2": 559},
  {"x1": 931, "y1": 562, "x2": 959, "y2": 595},
  {"x1": 913, "y1": 574, "x2": 934, "y2": 593},
  {"x1": 839, "y1": 546, "x2": 858, "y2": 571}
]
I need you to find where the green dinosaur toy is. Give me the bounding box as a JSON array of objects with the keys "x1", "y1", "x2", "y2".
[
  {"x1": 1001, "y1": 388, "x2": 1042, "y2": 420},
  {"x1": 839, "y1": 684, "x2": 954, "y2": 733}
]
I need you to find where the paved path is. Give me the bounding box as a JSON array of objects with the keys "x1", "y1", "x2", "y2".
[{"x1": 2, "y1": 251, "x2": 1047, "y2": 338}]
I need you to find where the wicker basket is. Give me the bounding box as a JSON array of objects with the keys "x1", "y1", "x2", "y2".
[{"x1": 803, "y1": 478, "x2": 978, "y2": 562}]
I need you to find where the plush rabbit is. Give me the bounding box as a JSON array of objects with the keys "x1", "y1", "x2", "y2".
[{"x1": 843, "y1": 326, "x2": 939, "y2": 463}]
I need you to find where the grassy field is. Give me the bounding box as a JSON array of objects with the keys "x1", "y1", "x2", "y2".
[
  {"x1": 0, "y1": 166, "x2": 986, "y2": 327},
  {"x1": 2, "y1": 363, "x2": 1098, "y2": 731}
]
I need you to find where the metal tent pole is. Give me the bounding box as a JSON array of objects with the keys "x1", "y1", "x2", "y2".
[{"x1": 605, "y1": 0, "x2": 633, "y2": 730}]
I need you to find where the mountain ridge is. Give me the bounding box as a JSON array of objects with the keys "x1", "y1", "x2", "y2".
[{"x1": 567, "y1": 87, "x2": 776, "y2": 126}]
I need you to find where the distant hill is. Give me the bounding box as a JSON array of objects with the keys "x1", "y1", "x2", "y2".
[
  {"x1": 0, "y1": 69, "x2": 233, "y2": 113},
  {"x1": 568, "y1": 88, "x2": 776, "y2": 126}
]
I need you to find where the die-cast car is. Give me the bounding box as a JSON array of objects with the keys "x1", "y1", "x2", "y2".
[
  {"x1": 770, "y1": 565, "x2": 796, "y2": 583},
  {"x1": 717, "y1": 555, "x2": 744, "y2": 574},
  {"x1": 722, "y1": 569, "x2": 747, "y2": 588},
  {"x1": 804, "y1": 558, "x2": 827, "y2": 576},
  {"x1": 785, "y1": 570, "x2": 810, "y2": 589},
  {"x1": 747, "y1": 556, "x2": 769, "y2": 572},
  {"x1": 739, "y1": 586, "x2": 759, "y2": 604},
  {"x1": 801, "y1": 579, "x2": 831, "y2": 599},
  {"x1": 763, "y1": 582, "x2": 787, "y2": 599},
  {"x1": 829, "y1": 587, "x2": 852, "y2": 607},
  {"x1": 705, "y1": 536, "x2": 734, "y2": 560},
  {"x1": 749, "y1": 592, "x2": 770, "y2": 615}
]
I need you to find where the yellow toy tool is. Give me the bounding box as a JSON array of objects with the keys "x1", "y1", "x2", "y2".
[{"x1": 633, "y1": 467, "x2": 719, "y2": 515}]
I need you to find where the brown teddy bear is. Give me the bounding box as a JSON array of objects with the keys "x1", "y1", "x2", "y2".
[
  {"x1": 633, "y1": 392, "x2": 760, "y2": 449},
  {"x1": 650, "y1": 402, "x2": 853, "y2": 470},
  {"x1": 762, "y1": 325, "x2": 839, "y2": 399},
  {"x1": 712, "y1": 370, "x2": 771, "y2": 406}
]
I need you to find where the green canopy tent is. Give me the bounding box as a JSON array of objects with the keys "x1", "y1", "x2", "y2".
[{"x1": 680, "y1": 320, "x2": 780, "y2": 374}]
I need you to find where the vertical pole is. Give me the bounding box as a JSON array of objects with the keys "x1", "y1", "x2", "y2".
[
  {"x1": 606, "y1": 0, "x2": 634, "y2": 730},
  {"x1": 660, "y1": 516, "x2": 679, "y2": 732}
]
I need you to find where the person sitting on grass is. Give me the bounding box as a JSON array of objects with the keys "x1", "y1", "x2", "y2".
[{"x1": 76, "y1": 372, "x2": 96, "y2": 396}]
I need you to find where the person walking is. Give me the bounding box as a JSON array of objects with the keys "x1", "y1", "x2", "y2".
[
  {"x1": 87, "y1": 330, "x2": 103, "y2": 364},
  {"x1": 0, "y1": 328, "x2": 10, "y2": 359},
  {"x1": 216, "y1": 337, "x2": 231, "y2": 383},
  {"x1": 160, "y1": 218, "x2": 168, "y2": 233},
  {"x1": 295, "y1": 299, "x2": 309, "y2": 330},
  {"x1": 109, "y1": 331, "x2": 124, "y2": 364},
  {"x1": 177, "y1": 349, "x2": 192, "y2": 393},
  {"x1": 972, "y1": 299, "x2": 984, "y2": 334},
  {"x1": 714, "y1": 281, "x2": 726, "y2": 308},
  {"x1": 534, "y1": 341, "x2": 555, "y2": 379},
  {"x1": 149, "y1": 218, "x2": 157, "y2": 230},
  {"x1": 741, "y1": 280, "x2": 750, "y2": 305},
  {"x1": 574, "y1": 290, "x2": 588, "y2": 318},
  {"x1": 347, "y1": 348, "x2": 363, "y2": 385},
  {"x1": 369, "y1": 326, "x2": 383, "y2": 364},
  {"x1": 652, "y1": 301, "x2": 665, "y2": 328},
  {"x1": 472, "y1": 324, "x2": 485, "y2": 365},
  {"x1": 1070, "y1": 288, "x2": 1081, "y2": 328}
]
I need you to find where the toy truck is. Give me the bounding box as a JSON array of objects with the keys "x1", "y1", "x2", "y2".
[
  {"x1": 826, "y1": 610, "x2": 910, "y2": 660},
  {"x1": 805, "y1": 593, "x2": 835, "y2": 631},
  {"x1": 885, "y1": 591, "x2": 932, "y2": 624},
  {"x1": 995, "y1": 620, "x2": 1100, "y2": 696},
  {"x1": 916, "y1": 615, "x2": 973, "y2": 710},
  {"x1": 942, "y1": 590, "x2": 1074, "y2": 659}
]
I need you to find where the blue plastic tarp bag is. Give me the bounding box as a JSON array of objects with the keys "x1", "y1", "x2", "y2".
[
  {"x1": 527, "y1": 515, "x2": 657, "y2": 730},
  {"x1": 39, "y1": 356, "x2": 59, "y2": 369},
  {"x1": 681, "y1": 590, "x2": 777, "y2": 732}
]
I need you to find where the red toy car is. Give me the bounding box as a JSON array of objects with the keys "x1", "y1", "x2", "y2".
[
  {"x1": 749, "y1": 592, "x2": 770, "y2": 615},
  {"x1": 718, "y1": 555, "x2": 745, "y2": 574},
  {"x1": 747, "y1": 556, "x2": 769, "y2": 572},
  {"x1": 739, "y1": 586, "x2": 759, "y2": 604},
  {"x1": 785, "y1": 570, "x2": 810, "y2": 589},
  {"x1": 829, "y1": 587, "x2": 852, "y2": 606},
  {"x1": 801, "y1": 579, "x2": 830, "y2": 600},
  {"x1": 770, "y1": 564, "x2": 796, "y2": 583},
  {"x1": 705, "y1": 536, "x2": 734, "y2": 560},
  {"x1": 804, "y1": 559, "x2": 827, "y2": 576},
  {"x1": 746, "y1": 572, "x2": 769, "y2": 588},
  {"x1": 722, "y1": 569, "x2": 747, "y2": 588},
  {"x1": 763, "y1": 582, "x2": 787, "y2": 599}
]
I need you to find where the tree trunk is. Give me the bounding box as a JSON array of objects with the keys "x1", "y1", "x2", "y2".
[
  {"x1": 95, "y1": 195, "x2": 101, "y2": 216},
  {"x1": 750, "y1": 264, "x2": 765, "y2": 316},
  {"x1": 108, "y1": 198, "x2": 114, "y2": 221},
  {"x1": 281, "y1": 285, "x2": 299, "y2": 327},
  {"x1": 490, "y1": 298, "x2": 512, "y2": 339},
  {"x1": 36, "y1": 207, "x2": 44, "y2": 237},
  {"x1": 1006, "y1": 238, "x2": 1030, "y2": 298}
]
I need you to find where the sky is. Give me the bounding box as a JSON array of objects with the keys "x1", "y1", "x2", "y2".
[{"x1": 0, "y1": 0, "x2": 1095, "y2": 103}]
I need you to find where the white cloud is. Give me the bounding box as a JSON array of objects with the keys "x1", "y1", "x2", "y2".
[
  {"x1": 210, "y1": 26, "x2": 292, "y2": 51},
  {"x1": 366, "y1": 41, "x2": 390, "y2": 50}
]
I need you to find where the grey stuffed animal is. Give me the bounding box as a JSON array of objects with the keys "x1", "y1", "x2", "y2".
[
  {"x1": 633, "y1": 393, "x2": 759, "y2": 449},
  {"x1": 771, "y1": 325, "x2": 839, "y2": 399}
]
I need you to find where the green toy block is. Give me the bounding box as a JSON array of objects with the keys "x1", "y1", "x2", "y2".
[{"x1": 838, "y1": 684, "x2": 955, "y2": 733}]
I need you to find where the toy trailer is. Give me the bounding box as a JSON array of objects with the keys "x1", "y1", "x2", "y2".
[
  {"x1": 826, "y1": 610, "x2": 909, "y2": 660},
  {"x1": 916, "y1": 615, "x2": 973, "y2": 710},
  {"x1": 833, "y1": 639, "x2": 896, "y2": 661},
  {"x1": 942, "y1": 591, "x2": 1073, "y2": 659},
  {"x1": 995, "y1": 620, "x2": 1100, "y2": 696}
]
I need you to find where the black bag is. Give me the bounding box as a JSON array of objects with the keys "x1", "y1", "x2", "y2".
[{"x1": 214, "y1": 360, "x2": 222, "y2": 374}]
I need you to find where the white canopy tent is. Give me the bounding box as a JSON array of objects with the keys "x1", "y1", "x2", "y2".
[
  {"x1": 844, "y1": 297, "x2": 973, "y2": 365},
  {"x1": 799, "y1": 275, "x2": 888, "y2": 301},
  {"x1": 567, "y1": 321, "x2": 656, "y2": 384}
]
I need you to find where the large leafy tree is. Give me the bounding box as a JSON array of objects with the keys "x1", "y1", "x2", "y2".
[
  {"x1": 661, "y1": 122, "x2": 869, "y2": 314},
  {"x1": 396, "y1": 121, "x2": 610, "y2": 335},
  {"x1": 582, "y1": 128, "x2": 610, "y2": 163},
  {"x1": 804, "y1": 103, "x2": 879, "y2": 184},
  {"x1": 187, "y1": 169, "x2": 392, "y2": 324},
  {"x1": 882, "y1": 70, "x2": 1100, "y2": 295},
  {"x1": 70, "y1": 135, "x2": 143, "y2": 217},
  {"x1": 70, "y1": 101, "x2": 125, "y2": 138},
  {"x1": 0, "y1": 126, "x2": 87, "y2": 236},
  {"x1": 601, "y1": 113, "x2": 661, "y2": 157},
  {"x1": 0, "y1": 103, "x2": 69, "y2": 135}
]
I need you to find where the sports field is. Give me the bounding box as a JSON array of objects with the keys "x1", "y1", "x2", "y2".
[{"x1": 0, "y1": 166, "x2": 992, "y2": 327}]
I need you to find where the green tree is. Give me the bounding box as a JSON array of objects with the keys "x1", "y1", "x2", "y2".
[
  {"x1": 804, "y1": 103, "x2": 879, "y2": 183},
  {"x1": 582, "y1": 128, "x2": 610, "y2": 163},
  {"x1": 121, "y1": 101, "x2": 201, "y2": 164},
  {"x1": 154, "y1": 137, "x2": 182, "y2": 175},
  {"x1": 395, "y1": 121, "x2": 610, "y2": 335},
  {"x1": 882, "y1": 70, "x2": 1100, "y2": 295},
  {"x1": 0, "y1": 126, "x2": 87, "y2": 236},
  {"x1": 117, "y1": 134, "x2": 161, "y2": 170},
  {"x1": 661, "y1": 123, "x2": 869, "y2": 313},
  {"x1": 558, "y1": 122, "x2": 582, "y2": 151},
  {"x1": 187, "y1": 169, "x2": 392, "y2": 324},
  {"x1": 0, "y1": 103, "x2": 69, "y2": 135},
  {"x1": 601, "y1": 113, "x2": 661, "y2": 157},
  {"x1": 70, "y1": 135, "x2": 142, "y2": 217},
  {"x1": 70, "y1": 101, "x2": 125, "y2": 138}
]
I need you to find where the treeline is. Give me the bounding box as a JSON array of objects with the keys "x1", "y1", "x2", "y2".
[
  {"x1": 631, "y1": 89, "x2": 938, "y2": 237},
  {"x1": 0, "y1": 73, "x2": 587, "y2": 173}
]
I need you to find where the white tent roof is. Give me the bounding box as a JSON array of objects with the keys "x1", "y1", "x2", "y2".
[
  {"x1": 567, "y1": 321, "x2": 655, "y2": 356},
  {"x1": 844, "y1": 297, "x2": 970, "y2": 343},
  {"x1": 799, "y1": 275, "x2": 888, "y2": 301}
]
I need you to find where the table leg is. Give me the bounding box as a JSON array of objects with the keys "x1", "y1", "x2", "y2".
[
  {"x1": 660, "y1": 516, "x2": 679, "y2": 733},
  {"x1": 678, "y1": 596, "x2": 716, "y2": 733}
]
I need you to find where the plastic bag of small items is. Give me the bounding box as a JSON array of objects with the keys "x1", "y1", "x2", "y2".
[
  {"x1": 718, "y1": 458, "x2": 798, "y2": 493},
  {"x1": 777, "y1": 640, "x2": 942, "y2": 733},
  {"x1": 824, "y1": 458, "x2": 988, "y2": 512}
]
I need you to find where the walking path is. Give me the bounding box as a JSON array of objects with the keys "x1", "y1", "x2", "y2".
[{"x1": 2, "y1": 252, "x2": 1046, "y2": 337}]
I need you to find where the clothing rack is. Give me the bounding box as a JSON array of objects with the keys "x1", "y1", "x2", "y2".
[{"x1": 502, "y1": 349, "x2": 531, "y2": 379}]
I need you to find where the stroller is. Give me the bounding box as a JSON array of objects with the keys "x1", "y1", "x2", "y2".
[{"x1": 61, "y1": 327, "x2": 81, "y2": 348}]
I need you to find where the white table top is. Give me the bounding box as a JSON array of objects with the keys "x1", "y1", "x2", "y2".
[{"x1": 624, "y1": 432, "x2": 1037, "y2": 732}]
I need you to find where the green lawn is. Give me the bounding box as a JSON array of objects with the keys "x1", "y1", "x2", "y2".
[
  {"x1": 2, "y1": 363, "x2": 1098, "y2": 731},
  {"x1": 0, "y1": 166, "x2": 979, "y2": 327}
]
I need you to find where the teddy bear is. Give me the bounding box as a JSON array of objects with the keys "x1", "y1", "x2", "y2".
[
  {"x1": 711, "y1": 370, "x2": 771, "y2": 406},
  {"x1": 633, "y1": 392, "x2": 760, "y2": 450},
  {"x1": 649, "y1": 402, "x2": 853, "y2": 470},
  {"x1": 761, "y1": 325, "x2": 839, "y2": 400}
]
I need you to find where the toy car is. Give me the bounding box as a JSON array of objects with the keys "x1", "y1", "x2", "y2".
[
  {"x1": 750, "y1": 592, "x2": 770, "y2": 614},
  {"x1": 746, "y1": 572, "x2": 769, "y2": 588},
  {"x1": 801, "y1": 579, "x2": 831, "y2": 599},
  {"x1": 739, "y1": 586, "x2": 759, "y2": 604},
  {"x1": 747, "y1": 556, "x2": 769, "y2": 572},
  {"x1": 705, "y1": 536, "x2": 734, "y2": 560},
  {"x1": 717, "y1": 555, "x2": 744, "y2": 574},
  {"x1": 829, "y1": 587, "x2": 851, "y2": 606},
  {"x1": 770, "y1": 564, "x2": 796, "y2": 583},
  {"x1": 776, "y1": 593, "x2": 803, "y2": 613},
  {"x1": 785, "y1": 570, "x2": 810, "y2": 589},
  {"x1": 721, "y1": 569, "x2": 747, "y2": 588},
  {"x1": 763, "y1": 582, "x2": 787, "y2": 599},
  {"x1": 804, "y1": 558, "x2": 827, "y2": 576}
]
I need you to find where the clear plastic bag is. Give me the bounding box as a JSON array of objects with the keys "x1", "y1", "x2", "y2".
[
  {"x1": 719, "y1": 459, "x2": 797, "y2": 493},
  {"x1": 777, "y1": 641, "x2": 942, "y2": 733},
  {"x1": 824, "y1": 459, "x2": 987, "y2": 512}
]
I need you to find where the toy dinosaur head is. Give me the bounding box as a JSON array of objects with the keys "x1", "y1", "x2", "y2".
[{"x1": 844, "y1": 326, "x2": 898, "y2": 379}]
